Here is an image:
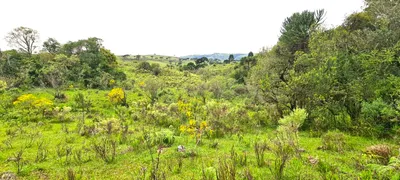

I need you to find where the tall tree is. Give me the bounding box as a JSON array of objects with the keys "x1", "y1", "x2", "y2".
[
  {"x1": 248, "y1": 10, "x2": 326, "y2": 119},
  {"x1": 195, "y1": 57, "x2": 209, "y2": 69},
  {"x1": 279, "y1": 10, "x2": 325, "y2": 57},
  {"x1": 42, "y1": 38, "x2": 61, "y2": 54},
  {"x1": 246, "y1": 52, "x2": 256, "y2": 70},
  {"x1": 228, "y1": 54, "x2": 234, "y2": 63},
  {"x1": 248, "y1": 52, "x2": 254, "y2": 57},
  {"x1": 5, "y1": 27, "x2": 40, "y2": 55}
]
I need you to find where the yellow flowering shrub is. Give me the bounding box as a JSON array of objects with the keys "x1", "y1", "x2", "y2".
[
  {"x1": 13, "y1": 94, "x2": 54, "y2": 116},
  {"x1": 177, "y1": 100, "x2": 194, "y2": 121},
  {"x1": 180, "y1": 120, "x2": 213, "y2": 144},
  {"x1": 108, "y1": 88, "x2": 126, "y2": 105},
  {"x1": 177, "y1": 100, "x2": 190, "y2": 112},
  {"x1": 13, "y1": 94, "x2": 37, "y2": 107},
  {"x1": 32, "y1": 98, "x2": 54, "y2": 109}
]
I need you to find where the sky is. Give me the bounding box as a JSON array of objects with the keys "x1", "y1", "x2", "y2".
[{"x1": 0, "y1": 0, "x2": 365, "y2": 56}]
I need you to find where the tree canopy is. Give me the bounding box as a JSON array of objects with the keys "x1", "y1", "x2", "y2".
[
  {"x1": 247, "y1": 1, "x2": 400, "y2": 137},
  {"x1": 5, "y1": 27, "x2": 40, "y2": 55},
  {"x1": 1, "y1": 28, "x2": 125, "y2": 89}
]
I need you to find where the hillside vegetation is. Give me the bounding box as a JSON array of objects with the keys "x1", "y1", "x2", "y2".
[
  {"x1": 1, "y1": 0, "x2": 400, "y2": 179},
  {"x1": 180, "y1": 53, "x2": 247, "y2": 61}
]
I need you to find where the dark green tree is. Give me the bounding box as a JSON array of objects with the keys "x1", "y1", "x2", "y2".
[
  {"x1": 228, "y1": 54, "x2": 234, "y2": 63},
  {"x1": 195, "y1": 57, "x2": 208, "y2": 69},
  {"x1": 278, "y1": 10, "x2": 325, "y2": 59},
  {"x1": 42, "y1": 38, "x2": 61, "y2": 54},
  {"x1": 248, "y1": 52, "x2": 254, "y2": 57}
]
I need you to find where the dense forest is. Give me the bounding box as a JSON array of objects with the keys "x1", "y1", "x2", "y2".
[{"x1": 1, "y1": 0, "x2": 400, "y2": 179}]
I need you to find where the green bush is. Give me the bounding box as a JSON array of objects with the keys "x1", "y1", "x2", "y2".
[
  {"x1": 137, "y1": 61, "x2": 152, "y2": 71},
  {"x1": 151, "y1": 63, "x2": 161, "y2": 76},
  {"x1": 366, "y1": 157, "x2": 400, "y2": 179},
  {"x1": 321, "y1": 131, "x2": 347, "y2": 153},
  {"x1": 0, "y1": 80, "x2": 7, "y2": 92},
  {"x1": 365, "y1": 144, "x2": 392, "y2": 165},
  {"x1": 91, "y1": 136, "x2": 117, "y2": 163},
  {"x1": 232, "y1": 84, "x2": 248, "y2": 95},
  {"x1": 268, "y1": 108, "x2": 308, "y2": 180},
  {"x1": 142, "y1": 129, "x2": 175, "y2": 147}
]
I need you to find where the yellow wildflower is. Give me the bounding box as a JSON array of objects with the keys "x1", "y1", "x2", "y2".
[
  {"x1": 189, "y1": 119, "x2": 196, "y2": 127},
  {"x1": 139, "y1": 81, "x2": 145, "y2": 87},
  {"x1": 200, "y1": 121, "x2": 208, "y2": 130},
  {"x1": 179, "y1": 125, "x2": 187, "y2": 133},
  {"x1": 209, "y1": 129, "x2": 214, "y2": 135},
  {"x1": 186, "y1": 111, "x2": 192, "y2": 118}
]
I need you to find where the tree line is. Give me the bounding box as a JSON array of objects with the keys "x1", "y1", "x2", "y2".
[
  {"x1": 0, "y1": 27, "x2": 126, "y2": 89},
  {"x1": 245, "y1": 0, "x2": 400, "y2": 137}
]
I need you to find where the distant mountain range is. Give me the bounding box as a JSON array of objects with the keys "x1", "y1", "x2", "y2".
[{"x1": 180, "y1": 53, "x2": 247, "y2": 61}]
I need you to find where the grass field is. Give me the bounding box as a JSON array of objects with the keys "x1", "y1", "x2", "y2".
[{"x1": 0, "y1": 59, "x2": 399, "y2": 179}]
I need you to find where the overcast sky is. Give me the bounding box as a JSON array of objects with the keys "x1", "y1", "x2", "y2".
[{"x1": 0, "y1": 0, "x2": 364, "y2": 56}]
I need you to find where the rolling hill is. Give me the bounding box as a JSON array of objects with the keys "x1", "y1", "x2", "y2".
[{"x1": 180, "y1": 53, "x2": 247, "y2": 61}]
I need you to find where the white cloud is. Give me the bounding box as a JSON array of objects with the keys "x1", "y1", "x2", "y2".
[{"x1": 0, "y1": 0, "x2": 364, "y2": 56}]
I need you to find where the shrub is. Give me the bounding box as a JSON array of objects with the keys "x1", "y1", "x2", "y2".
[
  {"x1": 217, "y1": 158, "x2": 236, "y2": 180},
  {"x1": 121, "y1": 80, "x2": 135, "y2": 90},
  {"x1": 74, "y1": 92, "x2": 92, "y2": 129},
  {"x1": 0, "y1": 80, "x2": 7, "y2": 92},
  {"x1": 99, "y1": 118, "x2": 121, "y2": 134},
  {"x1": 8, "y1": 149, "x2": 26, "y2": 174},
  {"x1": 321, "y1": 131, "x2": 347, "y2": 153},
  {"x1": 254, "y1": 141, "x2": 267, "y2": 167},
  {"x1": 147, "y1": 109, "x2": 177, "y2": 128},
  {"x1": 180, "y1": 120, "x2": 212, "y2": 145},
  {"x1": 361, "y1": 99, "x2": 398, "y2": 137},
  {"x1": 267, "y1": 108, "x2": 307, "y2": 180},
  {"x1": 32, "y1": 97, "x2": 53, "y2": 110},
  {"x1": 13, "y1": 94, "x2": 37, "y2": 107},
  {"x1": 202, "y1": 167, "x2": 217, "y2": 180},
  {"x1": 183, "y1": 62, "x2": 196, "y2": 70},
  {"x1": 142, "y1": 129, "x2": 176, "y2": 148},
  {"x1": 151, "y1": 63, "x2": 161, "y2": 76},
  {"x1": 232, "y1": 84, "x2": 248, "y2": 95},
  {"x1": 54, "y1": 106, "x2": 72, "y2": 122},
  {"x1": 54, "y1": 91, "x2": 67, "y2": 102},
  {"x1": 366, "y1": 157, "x2": 400, "y2": 179},
  {"x1": 365, "y1": 144, "x2": 392, "y2": 165},
  {"x1": 91, "y1": 136, "x2": 117, "y2": 163},
  {"x1": 35, "y1": 141, "x2": 48, "y2": 163},
  {"x1": 108, "y1": 88, "x2": 127, "y2": 106},
  {"x1": 13, "y1": 94, "x2": 53, "y2": 118},
  {"x1": 137, "y1": 61, "x2": 152, "y2": 71},
  {"x1": 142, "y1": 78, "x2": 164, "y2": 104}
]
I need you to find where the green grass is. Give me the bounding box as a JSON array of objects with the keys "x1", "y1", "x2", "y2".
[{"x1": 0, "y1": 115, "x2": 394, "y2": 179}]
